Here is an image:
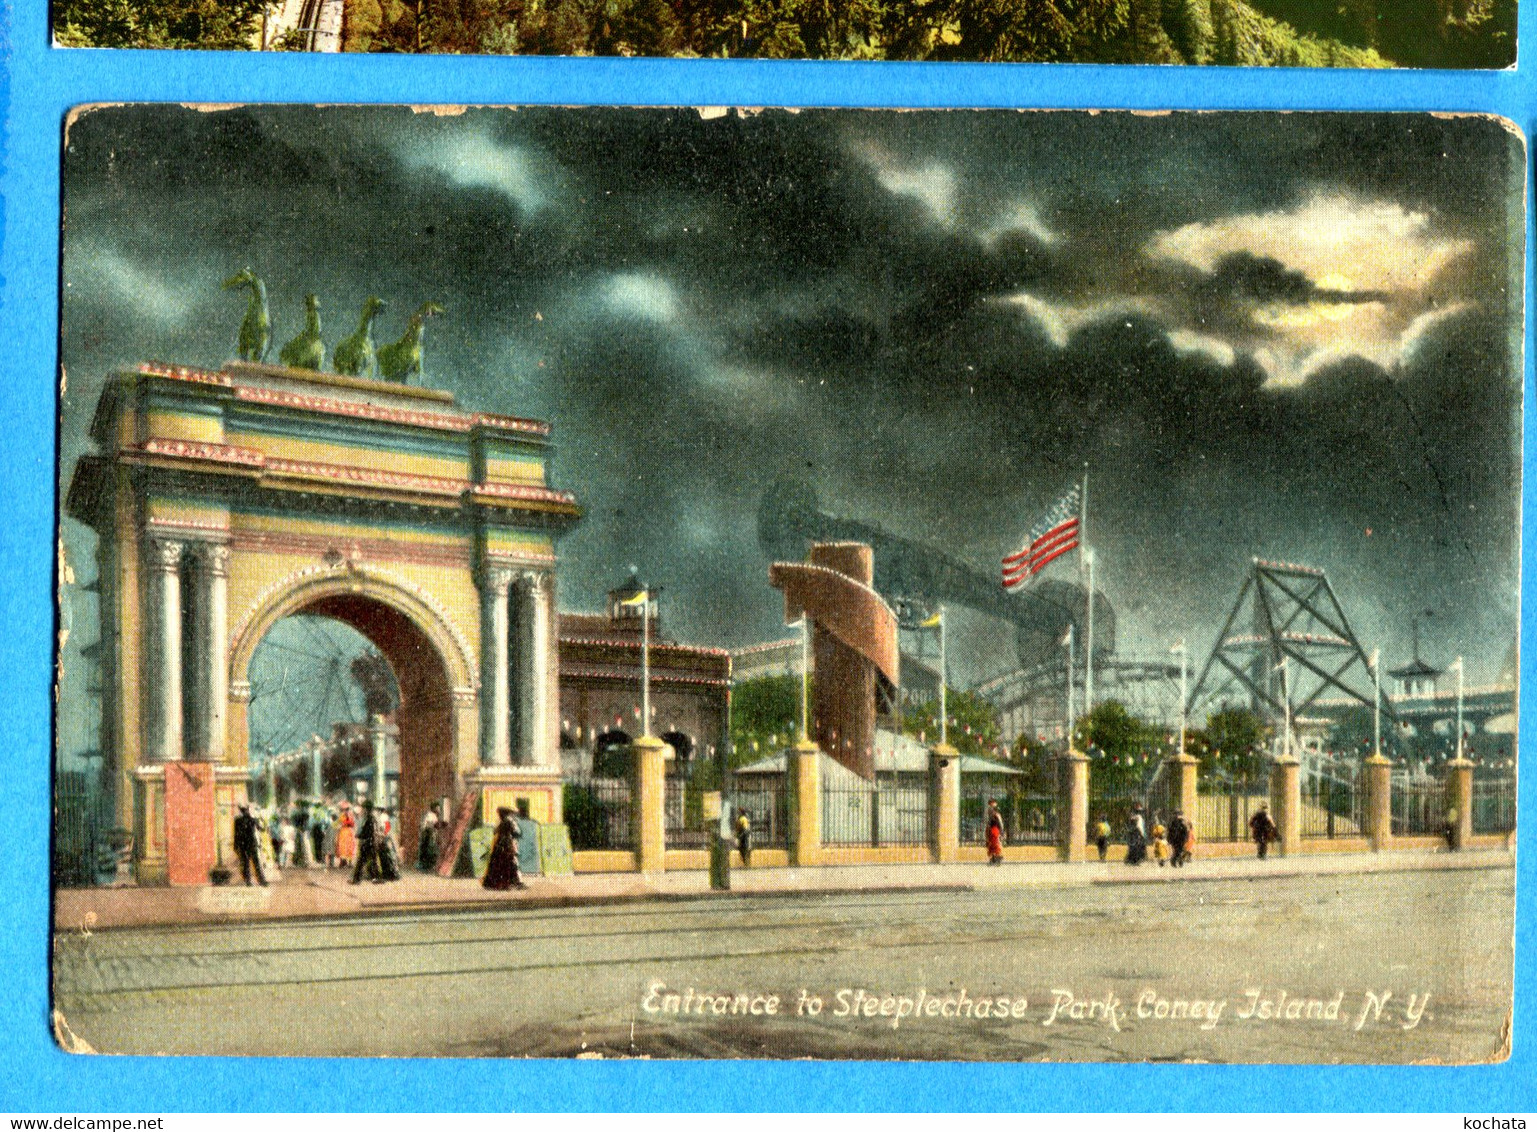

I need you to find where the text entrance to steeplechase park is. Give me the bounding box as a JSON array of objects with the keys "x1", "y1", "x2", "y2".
[{"x1": 66, "y1": 360, "x2": 581, "y2": 883}]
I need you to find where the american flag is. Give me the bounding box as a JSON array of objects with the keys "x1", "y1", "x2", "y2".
[{"x1": 1002, "y1": 484, "x2": 1081, "y2": 590}]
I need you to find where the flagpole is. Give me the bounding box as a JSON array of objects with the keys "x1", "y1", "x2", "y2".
[
  {"x1": 1282, "y1": 656, "x2": 1292, "y2": 761},
  {"x1": 1065, "y1": 624, "x2": 1075, "y2": 748},
  {"x1": 938, "y1": 605, "x2": 947, "y2": 748},
  {"x1": 1372, "y1": 649, "x2": 1381, "y2": 758},
  {"x1": 1455, "y1": 656, "x2": 1464, "y2": 762},
  {"x1": 1081, "y1": 466, "x2": 1094, "y2": 714},
  {"x1": 799, "y1": 614, "x2": 810, "y2": 744},
  {"x1": 1177, "y1": 640, "x2": 1188, "y2": 760},
  {"x1": 641, "y1": 593, "x2": 652, "y2": 739}
]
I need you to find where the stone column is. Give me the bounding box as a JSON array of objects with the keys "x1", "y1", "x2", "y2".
[
  {"x1": 201, "y1": 543, "x2": 230, "y2": 762},
  {"x1": 1056, "y1": 748, "x2": 1089, "y2": 862},
  {"x1": 789, "y1": 739, "x2": 821, "y2": 867},
  {"x1": 1363, "y1": 753, "x2": 1394, "y2": 851},
  {"x1": 929, "y1": 743, "x2": 960, "y2": 863},
  {"x1": 1168, "y1": 753, "x2": 1199, "y2": 823},
  {"x1": 1445, "y1": 758, "x2": 1474, "y2": 850},
  {"x1": 478, "y1": 564, "x2": 513, "y2": 767},
  {"x1": 1269, "y1": 755, "x2": 1301, "y2": 857},
  {"x1": 147, "y1": 537, "x2": 185, "y2": 763},
  {"x1": 632, "y1": 734, "x2": 669, "y2": 873},
  {"x1": 516, "y1": 571, "x2": 553, "y2": 767},
  {"x1": 369, "y1": 713, "x2": 389, "y2": 807}
]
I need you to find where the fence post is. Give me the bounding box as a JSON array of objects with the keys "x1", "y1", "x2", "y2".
[
  {"x1": 1169, "y1": 753, "x2": 1199, "y2": 824},
  {"x1": 789, "y1": 740, "x2": 822, "y2": 867},
  {"x1": 1445, "y1": 757, "x2": 1474, "y2": 850},
  {"x1": 929, "y1": 743, "x2": 960, "y2": 863},
  {"x1": 631, "y1": 736, "x2": 670, "y2": 873},
  {"x1": 1363, "y1": 753, "x2": 1394, "y2": 851},
  {"x1": 1056, "y1": 748, "x2": 1089, "y2": 862},
  {"x1": 1269, "y1": 755, "x2": 1301, "y2": 857}
]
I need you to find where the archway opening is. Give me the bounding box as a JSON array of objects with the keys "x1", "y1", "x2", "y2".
[{"x1": 246, "y1": 592, "x2": 456, "y2": 867}]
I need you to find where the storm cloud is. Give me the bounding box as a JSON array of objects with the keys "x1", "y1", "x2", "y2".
[{"x1": 57, "y1": 107, "x2": 1523, "y2": 760}]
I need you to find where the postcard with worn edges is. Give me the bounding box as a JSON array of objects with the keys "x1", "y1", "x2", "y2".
[
  {"x1": 52, "y1": 104, "x2": 1521, "y2": 1064},
  {"x1": 52, "y1": 0, "x2": 1518, "y2": 67}
]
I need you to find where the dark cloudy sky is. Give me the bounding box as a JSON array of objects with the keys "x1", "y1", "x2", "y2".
[{"x1": 57, "y1": 106, "x2": 1523, "y2": 756}]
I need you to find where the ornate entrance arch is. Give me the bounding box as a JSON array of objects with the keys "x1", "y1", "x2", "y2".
[{"x1": 67, "y1": 360, "x2": 581, "y2": 883}]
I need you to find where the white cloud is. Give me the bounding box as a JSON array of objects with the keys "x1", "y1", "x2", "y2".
[
  {"x1": 64, "y1": 242, "x2": 202, "y2": 326},
  {"x1": 874, "y1": 160, "x2": 959, "y2": 227},
  {"x1": 982, "y1": 201, "x2": 1057, "y2": 247},
  {"x1": 1167, "y1": 328, "x2": 1236, "y2": 368},
  {"x1": 602, "y1": 273, "x2": 680, "y2": 323},
  {"x1": 1000, "y1": 291, "x2": 1155, "y2": 349},
  {"x1": 402, "y1": 133, "x2": 549, "y2": 213}
]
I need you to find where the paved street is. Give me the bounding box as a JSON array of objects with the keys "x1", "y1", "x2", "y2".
[{"x1": 53, "y1": 864, "x2": 1512, "y2": 1063}]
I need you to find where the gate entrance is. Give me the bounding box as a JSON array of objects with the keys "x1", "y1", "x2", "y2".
[{"x1": 67, "y1": 360, "x2": 582, "y2": 883}]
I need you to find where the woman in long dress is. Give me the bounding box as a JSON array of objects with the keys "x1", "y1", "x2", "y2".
[
  {"x1": 985, "y1": 799, "x2": 1005, "y2": 866},
  {"x1": 482, "y1": 807, "x2": 526, "y2": 890},
  {"x1": 334, "y1": 803, "x2": 357, "y2": 867}
]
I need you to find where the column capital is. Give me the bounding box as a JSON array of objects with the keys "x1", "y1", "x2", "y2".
[
  {"x1": 201, "y1": 542, "x2": 232, "y2": 577},
  {"x1": 517, "y1": 568, "x2": 551, "y2": 598},
  {"x1": 229, "y1": 680, "x2": 252, "y2": 704},
  {"x1": 479, "y1": 563, "x2": 515, "y2": 596},
  {"x1": 147, "y1": 537, "x2": 185, "y2": 573}
]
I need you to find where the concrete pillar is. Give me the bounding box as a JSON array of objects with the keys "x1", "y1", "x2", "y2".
[
  {"x1": 1056, "y1": 748, "x2": 1089, "y2": 862},
  {"x1": 1363, "y1": 753, "x2": 1394, "y2": 851},
  {"x1": 1269, "y1": 756, "x2": 1301, "y2": 857},
  {"x1": 929, "y1": 743, "x2": 960, "y2": 863},
  {"x1": 516, "y1": 571, "x2": 553, "y2": 767},
  {"x1": 1168, "y1": 753, "x2": 1198, "y2": 822},
  {"x1": 202, "y1": 543, "x2": 229, "y2": 762},
  {"x1": 1445, "y1": 758, "x2": 1474, "y2": 850},
  {"x1": 478, "y1": 565, "x2": 513, "y2": 767},
  {"x1": 369, "y1": 713, "x2": 389, "y2": 807},
  {"x1": 147, "y1": 537, "x2": 185, "y2": 763},
  {"x1": 632, "y1": 735, "x2": 669, "y2": 873},
  {"x1": 789, "y1": 739, "x2": 821, "y2": 867}
]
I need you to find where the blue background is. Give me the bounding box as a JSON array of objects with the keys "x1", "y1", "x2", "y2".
[{"x1": 2, "y1": 0, "x2": 1535, "y2": 1111}]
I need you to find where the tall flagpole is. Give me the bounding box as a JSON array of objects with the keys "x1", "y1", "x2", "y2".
[
  {"x1": 1281, "y1": 656, "x2": 1292, "y2": 761},
  {"x1": 1175, "y1": 639, "x2": 1188, "y2": 759},
  {"x1": 641, "y1": 592, "x2": 652, "y2": 739},
  {"x1": 798, "y1": 614, "x2": 810, "y2": 744},
  {"x1": 1372, "y1": 648, "x2": 1382, "y2": 758},
  {"x1": 1081, "y1": 465, "x2": 1094, "y2": 714},
  {"x1": 1455, "y1": 656, "x2": 1465, "y2": 762},
  {"x1": 938, "y1": 605, "x2": 948, "y2": 748},
  {"x1": 1065, "y1": 623, "x2": 1076, "y2": 747}
]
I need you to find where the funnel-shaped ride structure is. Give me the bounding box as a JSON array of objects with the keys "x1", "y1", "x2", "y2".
[{"x1": 769, "y1": 542, "x2": 899, "y2": 780}]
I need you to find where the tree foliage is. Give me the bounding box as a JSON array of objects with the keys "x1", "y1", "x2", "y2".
[
  {"x1": 902, "y1": 688, "x2": 1002, "y2": 757},
  {"x1": 1194, "y1": 705, "x2": 1271, "y2": 782},
  {"x1": 1074, "y1": 698, "x2": 1168, "y2": 793},
  {"x1": 55, "y1": 0, "x2": 265, "y2": 48},
  {"x1": 728, "y1": 674, "x2": 805, "y2": 767}
]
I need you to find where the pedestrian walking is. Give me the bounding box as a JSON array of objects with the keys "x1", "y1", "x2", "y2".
[
  {"x1": 335, "y1": 801, "x2": 357, "y2": 868},
  {"x1": 1150, "y1": 819, "x2": 1170, "y2": 867},
  {"x1": 482, "y1": 806, "x2": 526, "y2": 890},
  {"x1": 734, "y1": 807, "x2": 753, "y2": 867},
  {"x1": 418, "y1": 804, "x2": 441, "y2": 872},
  {"x1": 350, "y1": 800, "x2": 380, "y2": 884},
  {"x1": 292, "y1": 801, "x2": 313, "y2": 867},
  {"x1": 1442, "y1": 806, "x2": 1459, "y2": 851},
  {"x1": 1250, "y1": 802, "x2": 1277, "y2": 859},
  {"x1": 377, "y1": 809, "x2": 402, "y2": 881},
  {"x1": 309, "y1": 801, "x2": 329, "y2": 866},
  {"x1": 1094, "y1": 815, "x2": 1111, "y2": 862},
  {"x1": 1168, "y1": 810, "x2": 1191, "y2": 867},
  {"x1": 985, "y1": 798, "x2": 1005, "y2": 865},
  {"x1": 1125, "y1": 804, "x2": 1148, "y2": 865},
  {"x1": 278, "y1": 811, "x2": 297, "y2": 868},
  {"x1": 233, "y1": 803, "x2": 267, "y2": 886}
]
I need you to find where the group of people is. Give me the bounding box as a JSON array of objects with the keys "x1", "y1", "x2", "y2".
[
  {"x1": 230, "y1": 795, "x2": 414, "y2": 887},
  {"x1": 1111, "y1": 804, "x2": 1195, "y2": 867}
]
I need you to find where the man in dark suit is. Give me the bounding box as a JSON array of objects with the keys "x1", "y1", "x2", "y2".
[
  {"x1": 233, "y1": 803, "x2": 267, "y2": 886},
  {"x1": 350, "y1": 800, "x2": 380, "y2": 884}
]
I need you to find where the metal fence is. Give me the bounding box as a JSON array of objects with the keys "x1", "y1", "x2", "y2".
[
  {"x1": 1088, "y1": 778, "x2": 1150, "y2": 844},
  {"x1": 821, "y1": 773, "x2": 929, "y2": 847},
  {"x1": 730, "y1": 776, "x2": 790, "y2": 848},
  {"x1": 1472, "y1": 777, "x2": 1516, "y2": 835},
  {"x1": 664, "y1": 776, "x2": 712, "y2": 850},
  {"x1": 54, "y1": 773, "x2": 107, "y2": 888},
  {"x1": 1391, "y1": 777, "x2": 1446, "y2": 836},
  {"x1": 1196, "y1": 775, "x2": 1267, "y2": 843},
  {"x1": 960, "y1": 784, "x2": 1056, "y2": 846},
  {"x1": 562, "y1": 776, "x2": 633, "y2": 850},
  {"x1": 1301, "y1": 775, "x2": 1364, "y2": 839}
]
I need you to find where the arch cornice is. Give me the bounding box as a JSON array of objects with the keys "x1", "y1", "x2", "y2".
[{"x1": 228, "y1": 560, "x2": 478, "y2": 692}]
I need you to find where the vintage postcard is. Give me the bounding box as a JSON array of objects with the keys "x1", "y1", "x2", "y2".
[
  {"x1": 53, "y1": 105, "x2": 1520, "y2": 1063},
  {"x1": 52, "y1": 0, "x2": 1517, "y2": 66}
]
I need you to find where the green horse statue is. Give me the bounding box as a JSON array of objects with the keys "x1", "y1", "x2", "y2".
[
  {"x1": 333, "y1": 296, "x2": 387, "y2": 379},
  {"x1": 379, "y1": 302, "x2": 445, "y2": 384},
  {"x1": 278, "y1": 294, "x2": 326, "y2": 371},
  {"x1": 222, "y1": 268, "x2": 270, "y2": 363}
]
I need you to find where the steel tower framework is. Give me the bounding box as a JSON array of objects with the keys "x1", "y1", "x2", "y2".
[{"x1": 1187, "y1": 558, "x2": 1392, "y2": 730}]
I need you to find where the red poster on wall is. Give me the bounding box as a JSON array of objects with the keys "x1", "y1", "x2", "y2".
[{"x1": 164, "y1": 762, "x2": 217, "y2": 887}]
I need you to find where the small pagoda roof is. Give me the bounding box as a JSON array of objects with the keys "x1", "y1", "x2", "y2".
[{"x1": 1388, "y1": 656, "x2": 1442, "y2": 680}]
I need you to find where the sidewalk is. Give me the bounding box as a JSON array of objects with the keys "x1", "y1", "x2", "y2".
[{"x1": 54, "y1": 845, "x2": 1514, "y2": 932}]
